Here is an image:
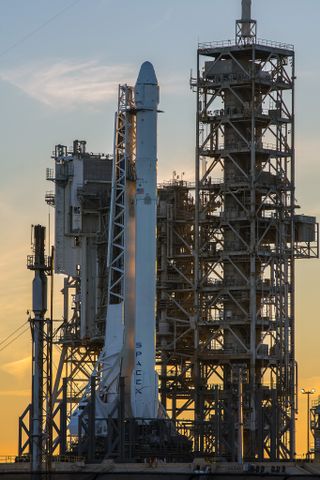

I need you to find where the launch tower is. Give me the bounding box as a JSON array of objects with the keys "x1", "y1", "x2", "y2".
[
  {"x1": 18, "y1": 0, "x2": 319, "y2": 468},
  {"x1": 158, "y1": 0, "x2": 318, "y2": 462}
]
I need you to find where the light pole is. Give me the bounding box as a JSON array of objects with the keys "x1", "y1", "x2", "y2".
[{"x1": 301, "y1": 388, "x2": 315, "y2": 459}]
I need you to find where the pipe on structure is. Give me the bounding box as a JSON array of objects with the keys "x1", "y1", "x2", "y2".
[
  {"x1": 29, "y1": 225, "x2": 48, "y2": 475},
  {"x1": 242, "y1": 0, "x2": 251, "y2": 20},
  {"x1": 241, "y1": 0, "x2": 253, "y2": 39}
]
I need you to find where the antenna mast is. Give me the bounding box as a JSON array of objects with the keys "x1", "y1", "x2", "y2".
[{"x1": 236, "y1": 0, "x2": 257, "y2": 45}]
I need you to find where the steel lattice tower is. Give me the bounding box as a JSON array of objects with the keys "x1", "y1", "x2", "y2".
[
  {"x1": 18, "y1": 0, "x2": 319, "y2": 464},
  {"x1": 157, "y1": 0, "x2": 318, "y2": 462}
]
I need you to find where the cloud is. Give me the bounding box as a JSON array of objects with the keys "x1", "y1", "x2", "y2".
[
  {"x1": 161, "y1": 73, "x2": 190, "y2": 95},
  {"x1": 0, "y1": 60, "x2": 136, "y2": 109},
  {"x1": 0, "y1": 59, "x2": 188, "y2": 110},
  {"x1": 147, "y1": 6, "x2": 175, "y2": 32},
  {"x1": 0, "y1": 356, "x2": 31, "y2": 379}
]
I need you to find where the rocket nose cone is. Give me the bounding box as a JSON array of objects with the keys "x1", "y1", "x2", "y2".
[{"x1": 136, "y1": 61, "x2": 158, "y2": 86}]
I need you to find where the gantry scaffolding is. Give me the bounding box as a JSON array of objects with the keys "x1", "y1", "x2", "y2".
[
  {"x1": 157, "y1": 8, "x2": 318, "y2": 462},
  {"x1": 19, "y1": 226, "x2": 53, "y2": 472},
  {"x1": 18, "y1": 3, "x2": 319, "y2": 465},
  {"x1": 311, "y1": 398, "x2": 320, "y2": 461},
  {"x1": 50, "y1": 141, "x2": 113, "y2": 454},
  {"x1": 19, "y1": 141, "x2": 113, "y2": 458}
]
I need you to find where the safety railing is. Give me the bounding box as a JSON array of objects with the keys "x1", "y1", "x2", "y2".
[
  {"x1": 8, "y1": 455, "x2": 85, "y2": 464},
  {"x1": 198, "y1": 38, "x2": 294, "y2": 51}
]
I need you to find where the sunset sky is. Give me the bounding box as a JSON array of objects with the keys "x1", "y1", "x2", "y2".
[{"x1": 0, "y1": 0, "x2": 320, "y2": 457}]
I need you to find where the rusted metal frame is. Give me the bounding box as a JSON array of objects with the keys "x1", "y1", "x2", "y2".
[
  {"x1": 200, "y1": 118, "x2": 224, "y2": 150},
  {"x1": 200, "y1": 329, "x2": 224, "y2": 351},
  {"x1": 166, "y1": 327, "x2": 194, "y2": 349},
  {"x1": 225, "y1": 118, "x2": 250, "y2": 146},
  {"x1": 66, "y1": 347, "x2": 100, "y2": 377},
  {"x1": 201, "y1": 51, "x2": 224, "y2": 73},
  {"x1": 167, "y1": 296, "x2": 191, "y2": 320},
  {"x1": 224, "y1": 290, "x2": 249, "y2": 317},
  {"x1": 199, "y1": 300, "x2": 223, "y2": 324},
  {"x1": 224, "y1": 221, "x2": 250, "y2": 250},
  {"x1": 200, "y1": 157, "x2": 221, "y2": 183},
  {"x1": 261, "y1": 364, "x2": 275, "y2": 381},
  {"x1": 175, "y1": 398, "x2": 194, "y2": 418},
  {"x1": 267, "y1": 89, "x2": 292, "y2": 120},
  {"x1": 67, "y1": 351, "x2": 96, "y2": 380},
  {"x1": 200, "y1": 260, "x2": 224, "y2": 287},
  {"x1": 224, "y1": 255, "x2": 250, "y2": 285},
  {"x1": 259, "y1": 326, "x2": 277, "y2": 349},
  {"x1": 256, "y1": 250, "x2": 273, "y2": 273},
  {"x1": 199, "y1": 120, "x2": 224, "y2": 153},
  {"x1": 204, "y1": 362, "x2": 221, "y2": 380},
  {"x1": 268, "y1": 56, "x2": 288, "y2": 85},
  {"x1": 199, "y1": 224, "x2": 223, "y2": 256},
  {"x1": 203, "y1": 84, "x2": 224, "y2": 112},
  {"x1": 172, "y1": 228, "x2": 193, "y2": 254},
  {"x1": 266, "y1": 124, "x2": 291, "y2": 153},
  {"x1": 208, "y1": 364, "x2": 224, "y2": 382},
  {"x1": 225, "y1": 153, "x2": 250, "y2": 181},
  {"x1": 226, "y1": 84, "x2": 248, "y2": 109},
  {"x1": 228, "y1": 51, "x2": 251, "y2": 78},
  {"x1": 165, "y1": 314, "x2": 190, "y2": 325},
  {"x1": 268, "y1": 57, "x2": 283, "y2": 84},
  {"x1": 165, "y1": 377, "x2": 194, "y2": 396},
  {"x1": 226, "y1": 186, "x2": 250, "y2": 216},
  {"x1": 257, "y1": 51, "x2": 274, "y2": 74},
  {"x1": 204, "y1": 290, "x2": 224, "y2": 313},
  {"x1": 256, "y1": 123, "x2": 273, "y2": 150},
  {"x1": 269, "y1": 55, "x2": 292, "y2": 85},
  {"x1": 254, "y1": 83, "x2": 275, "y2": 121},
  {"x1": 209, "y1": 228, "x2": 224, "y2": 250},
  {"x1": 199, "y1": 193, "x2": 222, "y2": 222},
  {"x1": 225, "y1": 326, "x2": 250, "y2": 353},
  {"x1": 205, "y1": 335, "x2": 224, "y2": 352},
  {"x1": 256, "y1": 187, "x2": 277, "y2": 215},
  {"x1": 162, "y1": 362, "x2": 195, "y2": 392},
  {"x1": 262, "y1": 108, "x2": 291, "y2": 150},
  {"x1": 266, "y1": 156, "x2": 287, "y2": 182},
  {"x1": 65, "y1": 357, "x2": 97, "y2": 402},
  {"x1": 294, "y1": 242, "x2": 319, "y2": 259},
  {"x1": 168, "y1": 262, "x2": 194, "y2": 288}
]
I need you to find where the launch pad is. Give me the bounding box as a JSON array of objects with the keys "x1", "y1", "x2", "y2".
[{"x1": 9, "y1": 0, "x2": 320, "y2": 477}]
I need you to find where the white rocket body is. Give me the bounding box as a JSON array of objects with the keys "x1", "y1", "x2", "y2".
[
  {"x1": 69, "y1": 62, "x2": 160, "y2": 435},
  {"x1": 131, "y1": 62, "x2": 159, "y2": 418}
]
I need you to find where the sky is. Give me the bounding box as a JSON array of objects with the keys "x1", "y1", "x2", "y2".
[{"x1": 0, "y1": 0, "x2": 320, "y2": 457}]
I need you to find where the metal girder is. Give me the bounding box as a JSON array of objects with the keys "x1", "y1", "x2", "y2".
[{"x1": 157, "y1": 37, "x2": 317, "y2": 462}]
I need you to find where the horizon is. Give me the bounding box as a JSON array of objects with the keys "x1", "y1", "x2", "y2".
[{"x1": 0, "y1": 0, "x2": 319, "y2": 457}]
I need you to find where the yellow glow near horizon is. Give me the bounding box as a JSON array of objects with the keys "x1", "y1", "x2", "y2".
[{"x1": 0, "y1": 260, "x2": 318, "y2": 457}]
